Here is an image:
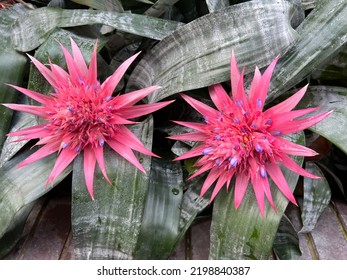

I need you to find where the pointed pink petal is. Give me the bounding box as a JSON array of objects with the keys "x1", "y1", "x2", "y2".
[
  {"x1": 17, "y1": 141, "x2": 60, "y2": 168},
  {"x1": 70, "y1": 38, "x2": 88, "y2": 76},
  {"x1": 94, "y1": 145, "x2": 111, "y2": 185},
  {"x1": 107, "y1": 139, "x2": 146, "y2": 173},
  {"x1": 86, "y1": 40, "x2": 98, "y2": 85},
  {"x1": 8, "y1": 130, "x2": 52, "y2": 142},
  {"x1": 6, "y1": 84, "x2": 50, "y2": 104},
  {"x1": 57, "y1": 40, "x2": 82, "y2": 80},
  {"x1": 265, "y1": 85, "x2": 308, "y2": 115},
  {"x1": 248, "y1": 66, "x2": 261, "y2": 101},
  {"x1": 230, "y1": 50, "x2": 241, "y2": 99},
  {"x1": 101, "y1": 52, "x2": 141, "y2": 96},
  {"x1": 210, "y1": 172, "x2": 229, "y2": 201},
  {"x1": 188, "y1": 162, "x2": 214, "y2": 180},
  {"x1": 200, "y1": 168, "x2": 222, "y2": 197},
  {"x1": 28, "y1": 54, "x2": 58, "y2": 88},
  {"x1": 84, "y1": 146, "x2": 97, "y2": 200},
  {"x1": 167, "y1": 131, "x2": 207, "y2": 142},
  {"x1": 47, "y1": 148, "x2": 78, "y2": 186},
  {"x1": 208, "y1": 84, "x2": 232, "y2": 111},
  {"x1": 7, "y1": 124, "x2": 49, "y2": 137},
  {"x1": 234, "y1": 173, "x2": 249, "y2": 209},
  {"x1": 270, "y1": 107, "x2": 320, "y2": 129},
  {"x1": 116, "y1": 126, "x2": 158, "y2": 157},
  {"x1": 112, "y1": 85, "x2": 161, "y2": 108},
  {"x1": 3, "y1": 103, "x2": 48, "y2": 118},
  {"x1": 36, "y1": 136, "x2": 57, "y2": 146},
  {"x1": 118, "y1": 100, "x2": 175, "y2": 119},
  {"x1": 234, "y1": 67, "x2": 247, "y2": 104},
  {"x1": 174, "y1": 145, "x2": 206, "y2": 161},
  {"x1": 279, "y1": 154, "x2": 320, "y2": 179},
  {"x1": 171, "y1": 121, "x2": 206, "y2": 132},
  {"x1": 50, "y1": 62, "x2": 69, "y2": 83},
  {"x1": 266, "y1": 162, "x2": 297, "y2": 205},
  {"x1": 180, "y1": 94, "x2": 219, "y2": 118},
  {"x1": 109, "y1": 114, "x2": 138, "y2": 125},
  {"x1": 251, "y1": 56, "x2": 279, "y2": 110},
  {"x1": 273, "y1": 137, "x2": 318, "y2": 157},
  {"x1": 271, "y1": 110, "x2": 332, "y2": 135},
  {"x1": 259, "y1": 173, "x2": 276, "y2": 212},
  {"x1": 250, "y1": 175, "x2": 265, "y2": 217}
]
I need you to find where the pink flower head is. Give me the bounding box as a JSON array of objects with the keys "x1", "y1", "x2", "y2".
[
  {"x1": 4, "y1": 38, "x2": 174, "y2": 199},
  {"x1": 169, "y1": 52, "x2": 331, "y2": 216}
]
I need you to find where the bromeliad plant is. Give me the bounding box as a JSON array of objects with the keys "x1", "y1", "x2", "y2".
[{"x1": 0, "y1": 0, "x2": 346, "y2": 260}]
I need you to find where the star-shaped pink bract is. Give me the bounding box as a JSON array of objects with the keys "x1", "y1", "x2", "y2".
[
  {"x1": 4, "y1": 38, "x2": 174, "y2": 199},
  {"x1": 169, "y1": 52, "x2": 331, "y2": 215}
]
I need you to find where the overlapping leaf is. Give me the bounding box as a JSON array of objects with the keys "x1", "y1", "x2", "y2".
[
  {"x1": 11, "y1": 7, "x2": 183, "y2": 52},
  {"x1": 300, "y1": 162, "x2": 331, "y2": 233},
  {"x1": 0, "y1": 4, "x2": 29, "y2": 151},
  {"x1": 127, "y1": 0, "x2": 299, "y2": 102},
  {"x1": 269, "y1": 0, "x2": 347, "y2": 101},
  {"x1": 72, "y1": 117, "x2": 153, "y2": 259}
]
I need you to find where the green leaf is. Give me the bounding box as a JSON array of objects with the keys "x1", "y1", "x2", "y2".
[
  {"x1": 311, "y1": 46, "x2": 347, "y2": 88},
  {"x1": 72, "y1": 117, "x2": 153, "y2": 259},
  {"x1": 127, "y1": 0, "x2": 298, "y2": 103},
  {"x1": 205, "y1": 0, "x2": 230, "y2": 12},
  {"x1": 273, "y1": 214, "x2": 301, "y2": 260},
  {"x1": 134, "y1": 157, "x2": 183, "y2": 259},
  {"x1": 298, "y1": 86, "x2": 347, "y2": 155},
  {"x1": 12, "y1": 7, "x2": 183, "y2": 52},
  {"x1": 209, "y1": 132, "x2": 304, "y2": 260},
  {"x1": 300, "y1": 162, "x2": 331, "y2": 233},
  {"x1": 0, "y1": 202, "x2": 35, "y2": 258},
  {"x1": 0, "y1": 4, "x2": 29, "y2": 151},
  {"x1": 71, "y1": 0, "x2": 124, "y2": 11},
  {"x1": 144, "y1": 0, "x2": 181, "y2": 17},
  {"x1": 269, "y1": 0, "x2": 347, "y2": 101},
  {"x1": 175, "y1": 176, "x2": 211, "y2": 247},
  {"x1": 0, "y1": 148, "x2": 72, "y2": 238}
]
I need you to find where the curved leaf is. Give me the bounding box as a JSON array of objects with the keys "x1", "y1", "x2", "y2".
[
  {"x1": 0, "y1": 148, "x2": 72, "y2": 238},
  {"x1": 12, "y1": 7, "x2": 184, "y2": 52},
  {"x1": 0, "y1": 4, "x2": 29, "y2": 151},
  {"x1": 72, "y1": 117, "x2": 153, "y2": 259},
  {"x1": 298, "y1": 86, "x2": 347, "y2": 154},
  {"x1": 205, "y1": 0, "x2": 229, "y2": 12},
  {"x1": 273, "y1": 214, "x2": 301, "y2": 260},
  {"x1": 300, "y1": 162, "x2": 331, "y2": 233},
  {"x1": 144, "y1": 0, "x2": 180, "y2": 17},
  {"x1": 71, "y1": 0, "x2": 124, "y2": 11},
  {"x1": 134, "y1": 157, "x2": 183, "y2": 259},
  {"x1": 175, "y1": 175, "x2": 211, "y2": 247},
  {"x1": 209, "y1": 132, "x2": 304, "y2": 260},
  {"x1": 0, "y1": 202, "x2": 35, "y2": 258},
  {"x1": 269, "y1": 0, "x2": 347, "y2": 101},
  {"x1": 127, "y1": 0, "x2": 298, "y2": 102}
]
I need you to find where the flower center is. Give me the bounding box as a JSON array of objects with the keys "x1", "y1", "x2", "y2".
[
  {"x1": 201, "y1": 105, "x2": 277, "y2": 175},
  {"x1": 46, "y1": 82, "x2": 116, "y2": 151}
]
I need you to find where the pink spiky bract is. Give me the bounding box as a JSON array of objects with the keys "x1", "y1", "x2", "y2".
[
  {"x1": 4, "y1": 38, "x2": 174, "y2": 199},
  {"x1": 169, "y1": 51, "x2": 331, "y2": 216}
]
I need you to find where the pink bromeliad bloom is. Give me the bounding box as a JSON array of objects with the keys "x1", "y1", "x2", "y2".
[
  {"x1": 169, "y1": 52, "x2": 331, "y2": 215},
  {"x1": 4, "y1": 39, "x2": 173, "y2": 199}
]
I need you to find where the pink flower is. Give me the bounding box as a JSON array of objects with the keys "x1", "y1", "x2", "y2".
[
  {"x1": 169, "y1": 52, "x2": 331, "y2": 216},
  {"x1": 4, "y1": 38, "x2": 173, "y2": 199}
]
